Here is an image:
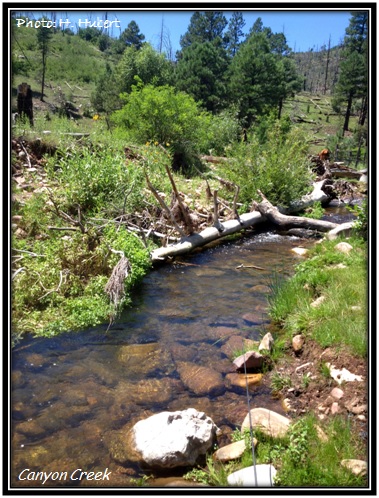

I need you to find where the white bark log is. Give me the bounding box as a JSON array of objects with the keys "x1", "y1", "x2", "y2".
[
  {"x1": 285, "y1": 180, "x2": 329, "y2": 214},
  {"x1": 151, "y1": 211, "x2": 265, "y2": 262},
  {"x1": 150, "y1": 181, "x2": 334, "y2": 263}
]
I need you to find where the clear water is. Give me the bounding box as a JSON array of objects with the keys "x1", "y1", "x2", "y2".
[{"x1": 10, "y1": 228, "x2": 328, "y2": 487}]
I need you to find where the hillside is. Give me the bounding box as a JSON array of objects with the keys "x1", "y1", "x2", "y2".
[{"x1": 12, "y1": 24, "x2": 366, "y2": 167}]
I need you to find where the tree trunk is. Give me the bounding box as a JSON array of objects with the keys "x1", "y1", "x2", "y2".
[
  {"x1": 151, "y1": 212, "x2": 264, "y2": 262},
  {"x1": 278, "y1": 98, "x2": 283, "y2": 120},
  {"x1": 17, "y1": 83, "x2": 34, "y2": 126},
  {"x1": 343, "y1": 91, "x2": 353, "y2": 134},
  {"x1": 358, "y1": 95, "x2": 367, "y2": 126},
  {"x1": 252, "y1": 191, "x2": 338, "y2": 231}
]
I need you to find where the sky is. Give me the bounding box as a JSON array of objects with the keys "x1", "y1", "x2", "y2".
[{"x1": 12, "y1": 8, "x2": 355, "y2": 54}]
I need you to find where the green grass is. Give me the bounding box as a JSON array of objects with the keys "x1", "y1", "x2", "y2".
[
  {"x1": 268, "y1": 236, "x2": 367, "y2": 357},
  {"x1": 182, "y1": 413, "x2": 366, "y2": 487}
]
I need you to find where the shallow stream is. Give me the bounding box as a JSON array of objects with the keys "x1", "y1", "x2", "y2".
[{"x1": 11, "y1": 205, "x2": 355, "y2": 487}]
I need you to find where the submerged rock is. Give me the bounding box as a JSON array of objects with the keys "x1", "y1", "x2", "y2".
[
  {"x1": 176, "y1": 362, "x2": 225, "y2": 396},
  {"x1": 225, "y1": 373, "x2": 262, "y2": 390}
]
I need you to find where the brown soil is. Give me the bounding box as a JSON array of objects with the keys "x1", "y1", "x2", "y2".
[{"x1": 265, "y1": 337, "x2": 368, "y2": 459}]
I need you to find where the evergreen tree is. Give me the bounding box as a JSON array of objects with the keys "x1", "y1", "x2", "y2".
[
  {"x1": 120, "y1": 21, "x2": 145, "y2": 49},
  {"x1": 115, "y1": 43, "x2": 173, "y2": 94},
  {"x1": 175, "y1": 40, "x2": 228, "y2": 113},
  {"x1": 179, "y1": 11, "x2": 228, "y2": 49},
  {"x1": 227, "y1": 28, "x2": 301, "y2": 125},
  {"x1": 251, "y1": 17, "x2": 264, "y2": 33},
  {"x1": 36, "y1": 19, "x2": 53, "y2": 101},
  {"x1": 224, "y1": 12, "x2": 246, "y2": 57},
  {"x1": 92, "y1": 63, "x2": 122, "y2": 117},
  {"x1": 332, "y1": 12, "x2": 368, "y2": 134},
  {"x1": 227, "y1": 32, "x2": 279, "y2": 125}
]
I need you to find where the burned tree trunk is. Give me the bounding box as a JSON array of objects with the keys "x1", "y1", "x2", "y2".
[{"x1": 17, "y1": 82, "x2": 34, "y2": 126}]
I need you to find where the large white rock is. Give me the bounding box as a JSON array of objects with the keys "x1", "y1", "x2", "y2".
[
  {"x1": 132, "y1": 408, "x2": 219, "y2": 468},
  {"x1": 227, "y1": 464, "x2": 277, "y2": 487}
]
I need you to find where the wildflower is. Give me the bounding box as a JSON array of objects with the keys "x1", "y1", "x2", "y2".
[
  {"x1": 146, "y1": 142, "x2": 150, "y2": 146},
  {"x1": 166, "y1": 142, "x2": 170, "y2": 147},
  {"x1": 93, "y1": 114, "x2": 100, "y2": 120},
  {"x1": 154, "y1": 141, "x2": 159, "y2": 146}
]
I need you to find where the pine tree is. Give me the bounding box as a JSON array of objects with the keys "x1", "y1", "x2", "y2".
[
  {"x1": 120, "y1": 21, "x2": 145, "y2": 50},
  {"x1": 179, "y1": 11, "x2": 228, "y2": 49},
  {"x1": 224, "y1": 12, "x2": 246, "y2": 57},
  {"x1": 175, "y1": 41, "x2": 228, "y2": 113},
  {"x1": 228, "y1": 28, "x2": 301, "y2": 125},
  {"x1": 36, "y1": 18, "x2": 53, "y2": 101},
  {"x1": 332, "y1": 12, "x2": 368, "y2": 134}
]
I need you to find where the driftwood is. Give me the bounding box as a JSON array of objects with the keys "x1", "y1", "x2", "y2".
[
  {"x1": 329, "y1": 166, "x2": 365, "y2": 180},
  {"x1": 165, "y1": 165, "x2": 194, "y2": 234},
  {"x1": 200, "y1": 155, "x2": 230, "y2": 164},
  {"x1": 253, "y1": 190, "x2": 338, "y2": 232},
  {"x1": 145, "y1": 171, "x2": 186, "y2": 237},
  {"x1": 286, "y1": 180, "x2": 329, "y2": 213}
]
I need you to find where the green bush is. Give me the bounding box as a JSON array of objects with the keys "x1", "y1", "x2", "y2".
[
  {"x1": 46, "y1": 144, "x2": 133, "y2": 212},
  {"x1": 112, "y1": 82, "x2": 210, "y2": 172},
  {"x1": 197, "y1": 108, "x2": 241, "y2": 156}
]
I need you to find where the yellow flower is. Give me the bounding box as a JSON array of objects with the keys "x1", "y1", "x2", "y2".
[
  {"x1": 146, "y1": 142, "x2": 150, "y2": 146},
  {"x1": 154, "y1": 141, "x2": 159, "y2": 146},
  {"x1": 166, "y1": 142, "x2": 170, "y2": 146},
  {"x1": 93, "y1": 114, "x2": 99, "y2": 120}
]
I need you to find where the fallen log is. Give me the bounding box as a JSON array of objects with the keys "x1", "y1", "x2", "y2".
[
  {"x1": 286, "y1": 180, "x2": 329, "y2": 213},
  {"x1": 150, "y1": 182, "x2": 338, "y2": 263},
  {"x1": 329, "y1": 167, "x2": 363, "y2": 180},
  {"x1": 200, "y1": 155, "x2": 230, "y2": 164},
  {"x1": 151, "y1": 211, "x2": 265, "y2": 262},
  {"x1": 253, "y1": 190, "x2": 338, "y2": 232}
]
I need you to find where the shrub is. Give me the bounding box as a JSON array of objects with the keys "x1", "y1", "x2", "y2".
[
  {"x1": 112, "y1": 82, "x2": 210, "y2": 173},
  {"x1": 223, "y1": 120, "x2": 313, "y2": 209}
]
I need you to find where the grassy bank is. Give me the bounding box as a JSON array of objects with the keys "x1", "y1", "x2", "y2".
[{"x1": 268, "y1": 235, "x2": 367, "y2": 358}]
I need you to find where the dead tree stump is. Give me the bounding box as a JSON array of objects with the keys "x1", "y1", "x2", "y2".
[{"x1": 17, "y1": 82, "x2": 34, "y2": 126}]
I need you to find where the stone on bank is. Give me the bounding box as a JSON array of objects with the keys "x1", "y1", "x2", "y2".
[{"x1": 131, "y1": 408, "x2": 219, "y2": 469}]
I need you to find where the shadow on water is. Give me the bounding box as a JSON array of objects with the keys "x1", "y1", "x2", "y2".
[{"x1": 11, "y1": 209, "x2": 354, "y2": 486}]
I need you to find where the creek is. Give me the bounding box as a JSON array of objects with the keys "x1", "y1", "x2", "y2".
[{"x1": 11, "y1": 205, "x2": 356, "y2": 487}]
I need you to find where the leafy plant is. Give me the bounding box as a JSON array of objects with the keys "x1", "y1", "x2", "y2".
[
  {"x1": 348, "y1": 199, "x2": 368, "y2": 240},
  {"x1": 270, "y1": 371, "x2": 292, "y2": 392},
  {"x1": 300, "y1": 201, "x2": 324, "y2": 220},
  {"x1": 183, "y1": 455, "x2": 231, "y2": 486},
  {"x1": 112, "y1": 82, "x2": 210, "y2": 172},
  {"x1": 223, "y1": 120, "x2": 313, "y2": 209}
]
